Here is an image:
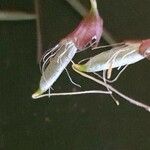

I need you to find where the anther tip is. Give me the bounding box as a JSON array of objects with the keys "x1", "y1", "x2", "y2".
[{"x1": 32, "y1": 89, "x2": 42, "y2": 99}]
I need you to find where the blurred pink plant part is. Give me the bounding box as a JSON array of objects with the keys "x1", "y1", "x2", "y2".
[
  {"x1": 65, "y1": 0, "x2": 116, "y2": 44},
  {"x1": 65, "y1": 0, "x2": 103, "y2": 51}
]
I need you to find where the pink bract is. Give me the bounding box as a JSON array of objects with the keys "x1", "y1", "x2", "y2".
[{"x1": 64, "y1": 0, "x2": 103, "y2": 51}]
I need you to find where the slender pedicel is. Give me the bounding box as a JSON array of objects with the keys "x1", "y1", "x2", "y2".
[{"x1": 33, "y1": 90, "x2": 112, "y2": 99}]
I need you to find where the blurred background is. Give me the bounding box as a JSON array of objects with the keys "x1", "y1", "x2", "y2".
[{"x1": 1, "y1": 0, "x2": 150, "y2": 149}]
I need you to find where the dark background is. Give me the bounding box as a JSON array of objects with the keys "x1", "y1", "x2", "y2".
[{"x1": 1, "y1": 0, "x2": 150, "y2": 150}]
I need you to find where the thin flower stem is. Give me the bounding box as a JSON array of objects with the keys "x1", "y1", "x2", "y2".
[{"x1": 33, "y1": 90, "x2": 112, "y2": 99}]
